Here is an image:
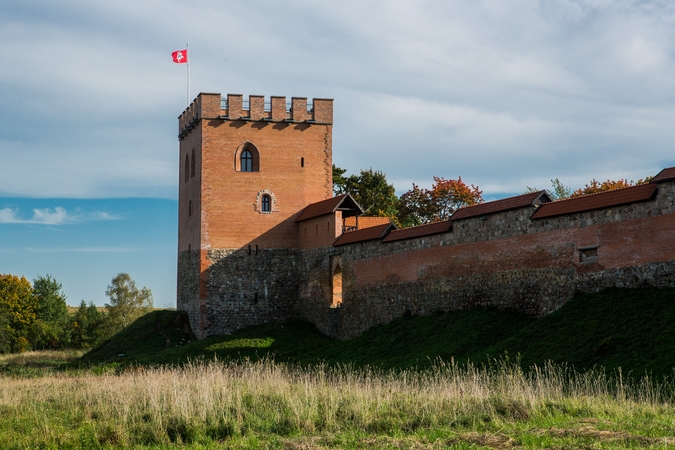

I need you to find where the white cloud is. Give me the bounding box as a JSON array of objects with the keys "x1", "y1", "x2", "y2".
[
  {"x1": 2, "y1": 1, "x2": 675, "y2": 199},
  {"x1": 0, "y1": 207, "x2": 120, "y2": 225}
]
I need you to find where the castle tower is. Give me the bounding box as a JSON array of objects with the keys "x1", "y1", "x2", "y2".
[{"x1": 177, "y1": 93, "x2": 334, "y2": 337}]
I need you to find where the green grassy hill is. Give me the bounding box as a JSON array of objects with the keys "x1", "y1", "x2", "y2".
[{"x1": 79, "y1": 287, "x2": 675, "y2": 377}]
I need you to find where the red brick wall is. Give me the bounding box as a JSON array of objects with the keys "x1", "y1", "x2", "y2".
[
  {"x1": 298, "y1": 212, "x2": 343, "y2": 250},
  {"x1": 352, "y1": 213, "x2": 675, "y2": 287},
  {"x1": 178, "y1": 92, "x2": 334, "y2": 253},
  {"x1": 178, "y1": 127, "x2": 202, "y2": 253}
]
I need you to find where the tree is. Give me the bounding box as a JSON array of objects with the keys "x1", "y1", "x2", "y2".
[
  {"x1": 332, "y1": 164, "x2": 348, "y2": 196},
  {"x1": 103, "y1": 273, "x2": 153, "y2": 338},
  {"x1": 397, "y1": 183, "x2": 432, "y2": 228},
  {"x1": 569, "y1": 177, "x2": 652, "y2": 198},
  {"x1": 527, "y1": 176, "x2": 653, "y2": 201},
  {"x1": 398, "y1": 177, "x2": 483, "y2": 226},
  {"x1": 33, "y1": 275, "x2": 68, "y2": 324},
  {"x1": 0, "y1": 274, "x2": 36, "y2": 352},
  {"x1": 29, "y1": 275, "x2": 70, "y2": 350},
  {"x1": 0, "y1": 308, "x2": 11, "y2": 354},
  {"x1": 334, "y1": 166, "x2": 399, "y2": 218},
  {"x1": 71, "y1": 300, "x2": 105, "y2": 349}
]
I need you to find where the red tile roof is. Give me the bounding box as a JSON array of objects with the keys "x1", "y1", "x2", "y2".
[
  {"x1": 531, "y1": 184, "x2": 658, "y2": 220},
  {"x1": 451, "y1": 191, "x2": 551, "y2": 221},
  {"x1": 344, "y1": 216, "x2": 392, "y2": 229},
  {"x1": 333, "y1": 223, "x2": 396, "y2": 246},
  {"x1": 651, "y1": 166, "x2": 675, "y2": 184},
  {"x1": 382, "y1": 221, "x2": 452, "y2": 243},
  {"x1": 296, "y1": 194, "x2": 363, "y2": 222}
]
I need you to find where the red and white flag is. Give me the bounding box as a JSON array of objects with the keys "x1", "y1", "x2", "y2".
[{"x1": 172, "y1": 49, "x2": 188, "y2": 64}]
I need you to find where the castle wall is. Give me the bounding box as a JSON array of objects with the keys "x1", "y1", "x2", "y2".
[
  {"x1": 177, "y1": 91, "x2": 675, "y2": 342},
  {"x1": 298, "y1": 212, "x2": 343, "y2": 250},
  {"x1": 296, "y1": 181, "x2": 675, "y2": 339},
  {"x1": 193, "y1": 248, "x2": 301, "y2": 338}
]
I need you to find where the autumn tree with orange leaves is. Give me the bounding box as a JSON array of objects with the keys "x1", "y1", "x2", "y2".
[
  {"x1": 527, "y1": 176, "x2": 653, "y2": 200},
  {"x1": 569, "y1": 178, "x2": 651, "y2": 198},
  {"x1": 398, "y1": 177, "x2": 483, "y2": 227}
]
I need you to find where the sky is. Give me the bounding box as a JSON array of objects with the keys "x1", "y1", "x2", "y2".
[{"x1": 2, "y1": 1, "x2": 675, "y2": 305}]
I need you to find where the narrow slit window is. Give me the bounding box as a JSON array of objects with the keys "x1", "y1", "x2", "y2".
[
  {"x1": 301, "y1": 157, "x2": 305, "y2": 167},
  {"x1": 191, "y1": 150, "x2": 196, "y2": 177},
  {"x1": 185, "y1": 154, "x2": 189, "y2": 182},
  {"x1": 188, "y1": 200, "x2": 192, "y2": 216}
]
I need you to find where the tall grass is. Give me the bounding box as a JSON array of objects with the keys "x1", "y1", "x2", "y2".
[
  {"x1": 0, "y1": 349, "x2": 84, "y2": 366},
  {"x1": 1, "y1": 358, "x2": 674, "y2": 448}
]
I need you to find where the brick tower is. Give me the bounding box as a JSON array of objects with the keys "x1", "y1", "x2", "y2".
[{"x1": 177, "y1": 93, "x2": 334, "y2": 337}]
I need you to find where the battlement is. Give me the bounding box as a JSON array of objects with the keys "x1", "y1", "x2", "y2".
[{"x1": 178, "y1": 93, "x2": 333, "y2": 139}]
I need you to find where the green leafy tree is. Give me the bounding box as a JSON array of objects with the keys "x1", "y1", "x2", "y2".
[
  {"x1": 30, "y1": 275, "x2": 70, "y2": 350},
  {"x1": 0, "y1": 274, "x2": 36, "y2": 352},
  {"x1": 336, "y1": 167, "x2": 399, "y2": 218},
  {"x1": 332, "y1": 164, "x2": 348, "y2": 196},
  {"x1": 525, "y1": 178, "x2": 571, "y2": 200},
  {"x1": 33, "y1": 275, "x2": 68, "y2": 324},
  {"x1": 103, "y1": 273, "x2": 153, "y2": 338},
  {"x1": 0, "y1": 308, "x2": 11, "y2": 354},
  {"x1": 71, "y1": 300, "x2": 105, "y2": 349}
]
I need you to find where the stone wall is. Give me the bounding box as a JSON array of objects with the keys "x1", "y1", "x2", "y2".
[
  {"x1": 294, "y1": 181, "x2": 675, "y2": 339},
  {"x1": 177, "y1": 249, "x2": 204, "y2": 338},
  {"x1": 193, "y1": 248, "x2": 301, "y2": 337},
  {"x1": 179, "y1": 178, "x2": 675, "y2": 341}
]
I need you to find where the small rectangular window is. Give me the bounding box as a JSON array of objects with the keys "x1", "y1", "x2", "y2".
[
  {"x1": 255, "y1": 244, "x2": 259, "y2": 255},
  {"x1": 248, "y1": 245, "x2": 251, "y2": 255},
  {"x1": 578, "y1": 245, "x2": 598, "y2": 264},
  {"x1": 301, "y1": 157, "x2": 305, "y2": 167}
]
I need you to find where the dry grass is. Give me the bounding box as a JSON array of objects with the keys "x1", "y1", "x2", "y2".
[
  {"x1": 0, "y1": 349, "x2": 83, "y2": 366},
  {"x1": 1, "y1": 358, "x2": 674, "y2": 448}
]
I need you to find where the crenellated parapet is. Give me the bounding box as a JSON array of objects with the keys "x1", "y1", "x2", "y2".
[{"x1": 178, "y1": 93, "x2": 333, "y2": 139}]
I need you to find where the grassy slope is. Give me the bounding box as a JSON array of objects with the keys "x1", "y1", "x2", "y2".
[{"x1": 80, "y1": 287, "x2": 675, "y2": 377}]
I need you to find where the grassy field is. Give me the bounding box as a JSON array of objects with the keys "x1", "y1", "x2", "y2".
[
  {"x1": 2, "y1": 287, "x2": 675, "y2": 448},
  {"x1": 2, "y1": 357, "x2": 675, "y2": 448},
  {"x1": 81, "y1": 287, "x2": 675, "y2": 378}
]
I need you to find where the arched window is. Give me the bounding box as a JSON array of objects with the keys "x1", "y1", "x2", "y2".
[
  {"x1": 235, "y1": 143, "x2": 260, "y2": 172},
  {"x1": 185, "y1": 154, "x2": 189, "y2": 182},
  {"x1": 256, "y1": 190, "x2": 276, "y2": 213},
  {"x1": 191, "y1": 150, "x2": 196, "y2": 178},
  {"x1": 241, "y1": 150, "x2": 253, "y2": 172},
  {"x1": 261, "y1": 194, "x2": 271, "y2": 212}
]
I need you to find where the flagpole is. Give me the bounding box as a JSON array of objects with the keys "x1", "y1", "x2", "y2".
[{"x1": 186, "y1": 43, "x2": 190, "y2": 106}]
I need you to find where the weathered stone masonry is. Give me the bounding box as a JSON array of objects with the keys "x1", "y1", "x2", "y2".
[
  {"x1": 295, "y1": 183, "x2": 675, "y2": 339},
  {"x1": 177, "y1": 91, "x2": 675, "y2": 341}
]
